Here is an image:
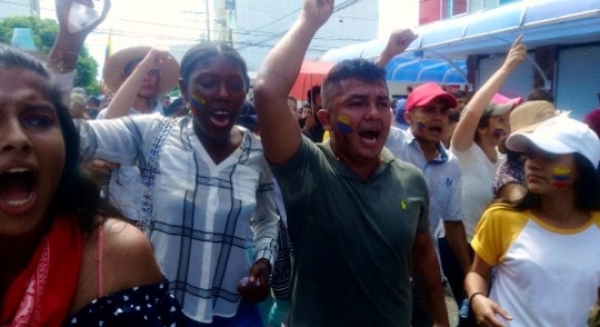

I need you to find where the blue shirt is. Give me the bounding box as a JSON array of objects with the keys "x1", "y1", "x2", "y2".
[{"x1": 386, "y1": 126, "x2": 464, "y2": 239}]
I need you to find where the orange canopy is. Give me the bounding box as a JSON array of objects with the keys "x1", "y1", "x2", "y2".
[{"x1": 289, "y1": 60, "x2": 336, "y2": 101}]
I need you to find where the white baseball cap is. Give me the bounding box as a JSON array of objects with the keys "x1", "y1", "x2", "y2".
[{"x1": 506, "y1": 116, "x2": 600, "y2": 168}]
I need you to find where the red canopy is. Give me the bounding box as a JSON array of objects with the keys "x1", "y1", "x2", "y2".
[{"x1": 289, "y1": 60, "x2": 336, "y2": 101}]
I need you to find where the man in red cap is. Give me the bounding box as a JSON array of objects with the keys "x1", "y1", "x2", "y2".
[{"x1": 386, "y1": 82, "x2": 472, "y2": 326}]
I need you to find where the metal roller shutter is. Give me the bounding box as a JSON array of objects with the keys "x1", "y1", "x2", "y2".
[
  {"x1": 477, "y1": 56, "x2": 534, "y2": 100},
  {"x1": 556, "y1": 46, "x2": 600, "y2": 120}
]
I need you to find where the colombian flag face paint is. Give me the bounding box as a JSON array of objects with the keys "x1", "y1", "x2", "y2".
[
  {"x1": 337, "y1": 114, "x2": 353, "y2": 134},
  {"x1": 190, "y1": 94, "x2": 207, "y2": 111},
  {"x1": 552, "y1": 166, "x2": 572, "y2": 189}
]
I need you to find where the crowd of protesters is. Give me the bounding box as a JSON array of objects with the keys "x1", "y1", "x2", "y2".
[{"x1": 1, "y1": 0, "x2": 600, "y2": 326}]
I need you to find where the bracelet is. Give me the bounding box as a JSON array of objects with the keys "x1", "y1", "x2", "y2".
[{"x1": 469, "y1": 292, "x2": 485, "y2": 304}]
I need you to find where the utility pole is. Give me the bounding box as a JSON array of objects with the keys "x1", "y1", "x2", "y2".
[
  {"x1": 225, "y1": 0, "x2": 235, "y2": 47},
  {"x1": 205, "y1": 0, "x2": 211, "y2": 42}
]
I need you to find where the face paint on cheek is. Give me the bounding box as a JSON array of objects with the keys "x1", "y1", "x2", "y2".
[
  {"x1": 189, "y1": 94, "x2": 207, "y2": 111},
  {"x1": 493, "y1": 128, "x2": 505, "y2": 139},
  {"x1": 337, "y1": 115, "x2": 353, "y2": 134},
  {"x1": 488, "y1": 118, "x2": 507, "y2": 138},
  {"x1": 417, "y1": 119, "x2": 426, "y2": 130},
  {"x1": 552, "y1": 166, "x2": 572, "y2": 188}
]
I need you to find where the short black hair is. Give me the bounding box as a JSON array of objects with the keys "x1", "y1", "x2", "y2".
[
  {"x1": 451, "y1": 89, "x2": 467, "y2": 99},
  {"x1": 321, "y1": 59, "x2": 387, "y2": 109},
  {"x1": 306, "y1": 85, "x2": 321, "y2": 105},
  {"x1": 87, "y1": 95, "x2": 100, "y2": 107}
]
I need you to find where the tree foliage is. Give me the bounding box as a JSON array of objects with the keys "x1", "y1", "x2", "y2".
[{"x1": 0, "y1": 16, "x2": 100, "y2": 94}]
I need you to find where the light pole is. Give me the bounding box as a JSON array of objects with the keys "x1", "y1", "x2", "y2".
[{"x1": 205, "y1": 0, "x2": 211, "y2": 42}]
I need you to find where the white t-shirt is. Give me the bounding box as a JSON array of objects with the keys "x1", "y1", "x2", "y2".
[
  {"x1": 472, "y1": 205, "x2": 600, "y2": 326},
  {"x1": 451, "y1": 144, "x2": 504, "y2": 241}
]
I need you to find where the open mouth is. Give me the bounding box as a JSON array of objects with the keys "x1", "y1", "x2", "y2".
[
  {"x1": 209, "y1": 110, "x2": 232, "y2": 129},
  {"x1": 0, "y1": 168, "x2": 37, "y2": 210},
  {"x1": 428, "y1": 126, "x2": 442, "y2": 134},
  {"x1": 358, "y1": 129, "x2": 381, "y2": 144}
]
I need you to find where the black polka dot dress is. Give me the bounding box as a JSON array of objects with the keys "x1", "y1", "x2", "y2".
[{"x1": 66, "y1": 279, "x2": 183, "y2": 326}]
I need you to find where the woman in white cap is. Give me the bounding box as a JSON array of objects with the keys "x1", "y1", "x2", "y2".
[
  {"x1": 493, "y1": 100, "x2": 560, "y2": 202},
  {"x1": 465, "y1": 115, "x2": 600, "y2": 326}
]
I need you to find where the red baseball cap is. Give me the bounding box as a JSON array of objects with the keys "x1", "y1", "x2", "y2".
[
  {"x1": 491, "y1": 93, "x2": 523, "y2": 106},
  {"x1": 406, "y1": 83, "x2": 458, "y2": 112},
  {"x1": 584, "y1": 108, "x2": 600, "y2": 138}
]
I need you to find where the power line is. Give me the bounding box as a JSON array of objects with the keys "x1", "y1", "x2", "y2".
[
  {"x1": 2, "y1": 0, "x2": 372, "y2": 53},
  {"x1": 236, "y1": 0, "x2": 363, "y2": 50},
  {"x1": 4, "y1": 1, "x2": 370, "y2": 44}
]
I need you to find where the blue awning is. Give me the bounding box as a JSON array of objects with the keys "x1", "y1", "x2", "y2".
[
  {"x1": 407, "y1": 0, "x2": 600, "y2": 58},
  {"x1": 320, "y1": 0, "x2": 600, "y2": 83},
  {"x1": 320, "y1": 40, "x2": 468, "y2": 84},
  {"x1": 386, "y1": 56, "x2": 467, "y2": 84}
]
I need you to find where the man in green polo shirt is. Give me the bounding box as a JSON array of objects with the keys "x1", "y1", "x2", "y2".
[{"x1": 252, "y1": 0, "x2": 449, "y2": 326}]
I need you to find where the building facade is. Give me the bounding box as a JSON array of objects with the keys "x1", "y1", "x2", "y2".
[
  {"x1": 417, "y1": 0, "x2": 600, "y2": 118},
  {"x1": 419, "y1": 0, "x2": 520, "y2": 24}
]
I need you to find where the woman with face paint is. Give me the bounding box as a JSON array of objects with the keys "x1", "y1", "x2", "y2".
[
  {"x1": 465, "y1": 116, "x2": 600, "y2": 327},
  {"x1": 493, "y1": 100, "x2": 561, "y2": 203},
  {"x1": 77, "y1": 42, "x2": 278, "y2": 326},
  {"x1": 450, "y1": 36, "x2": 526, "y2": 244},
  {"x1": 0, "y1": 43, "x2": 185, "y2": 327},
  {"x1": 0, "y1": 1, "x2": 185, "y2": 325}
]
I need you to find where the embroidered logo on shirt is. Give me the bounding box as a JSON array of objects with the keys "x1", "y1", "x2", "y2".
[{"x1": 401, "y1": 199, "x2": 407, "y2": 210}]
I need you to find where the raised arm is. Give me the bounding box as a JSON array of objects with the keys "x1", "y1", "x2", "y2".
[
  {"x1": 48, "y1": 0, "x2": 111, "y2": 76},
  {"x1": 450, "y1": 36, "x2": 526, "y2": 152},
  {"x1": 253, "y1": 0, "x2": 333, "y2": 164},
  {"x1": 375, "y1": 29, "x2": 418, "y2": 68},
  {"x1": 104, "y1": 49, "x2": 172, "y2": 119}
]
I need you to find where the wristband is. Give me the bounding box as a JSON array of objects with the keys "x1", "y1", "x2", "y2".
[{"x1": 469, "y1": 292, "x2": 485, "y2": 304}]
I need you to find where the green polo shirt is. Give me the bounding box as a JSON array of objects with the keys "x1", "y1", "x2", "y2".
[{"x1": 272, "y1": 138, "x2": 429, "y2": 327}]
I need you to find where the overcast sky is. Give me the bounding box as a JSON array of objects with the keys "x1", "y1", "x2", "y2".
[{"x1": 39, "y1": 0, "x2": 418, "y2": 75}]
